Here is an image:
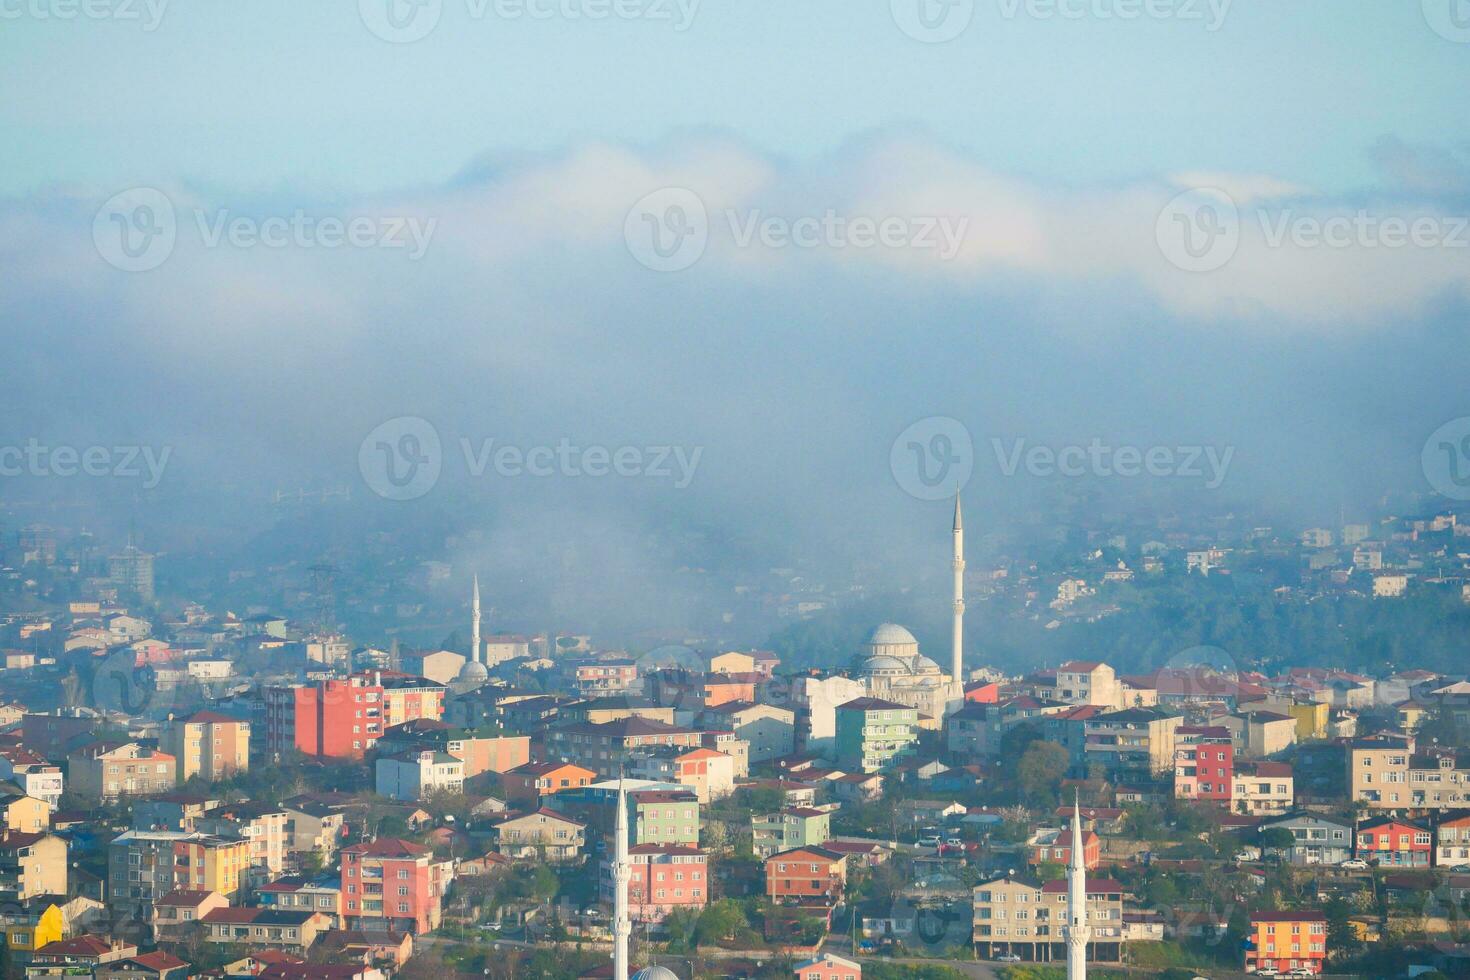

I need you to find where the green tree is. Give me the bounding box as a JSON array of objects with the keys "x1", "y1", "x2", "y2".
[{"x1": 1017, "y1": 741, "x2": 1069, "y2": 807}]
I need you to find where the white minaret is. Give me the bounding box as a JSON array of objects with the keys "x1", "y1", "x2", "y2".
[
  {"x1": 612, "y1": 776, "x2": 631, "y2": 980},
  {"x1": 1065, "y1": 790, "x2": 1090, "y2": 980},
  {"x1": 951, "y1": 492, "x2": 965, "y2": 688},
  {"x1": 470, "y1": 574, "x2": 481, "y2": 665}
]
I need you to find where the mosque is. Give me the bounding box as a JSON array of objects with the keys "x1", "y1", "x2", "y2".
[{"x1": 849, "y1": 495, "x2": 967, "y2": 727}]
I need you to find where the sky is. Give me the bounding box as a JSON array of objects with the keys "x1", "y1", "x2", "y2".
[{"x1": 3, "y1": 0, "x2": 1470, "y2": 640}]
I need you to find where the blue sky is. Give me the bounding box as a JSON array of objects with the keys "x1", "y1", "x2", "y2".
[{"x1": 3, "y1": 0, "x2": 1467, "y2": 196}]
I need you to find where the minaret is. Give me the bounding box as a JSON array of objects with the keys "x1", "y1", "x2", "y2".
[
  {"x1": 951, "y1": 492, "x2": 965, "y2": 688},
  {"x1": 470, "y1": 574, "x2": 481, "y2": 665},
  {"x1": 612, "y1": 776, "x2": 631, "y2": 980},
  {"x1": 1065, "y1": 790, "x2": 1090, "y2": 980}
]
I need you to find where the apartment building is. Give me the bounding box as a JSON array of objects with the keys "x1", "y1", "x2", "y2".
[
  {"x1": 1245, "y1": 911, "x2": 1327, "y2": 976},
  {"x1": 751, "y1": 807, "x2": 831, "y2": 859},
  {"x1": 1173, "y1": 725, "x2": 1234, "y2": 804},
  {"x1": 266, "y1": 675, "x2": 385, "y2": 760},
  {"x1": 598, "y1": 844, "x2": 709, "y2": 923},
  {"x1": 108, "y1": 831, "x2": 251, "y2": 915},
  {"x1": 1436, "y1": 813, "x2": 1470, "y2": 868},
  {"x1": 161, "y1": 712, "x2": 250, "y2": 784},
  {"x1": 196, "y1": 801, "x2": 292, "y2": 878},
  {"x1": 1231, "y1": 762, "x2": 1294, "y2": 816},
  {"x1": 700, "y1": 702, "x2": 795, "y2": 763},
  {"x1": 1349, "y1": 735, "x2": 1470, "y2": 810},
  {"x1": 340, "y1": 837, "x2": 453, "y2": 934},
  {"x1": 490, "y1": 809, "x2": 586, "y2": 861},
  {"x1": 544, "y1": 718, "x2": 704, "y2": 778},
  {"x1": 500, "y1": 762, "x2": 598, "y2": 807},
  {"x1": 765, "y1": 846, "x2": 847, "y2": 905},
  {"x1": 971, "y1": 873, "x2": 1126, "y2": 962},
  {"x1": 1356, "y1": 817, "x2": 1432, "y2": 868},
  {"x1": 0, "y1": 831, "x2": 67, "y2": 900},
  {"x1": 834, "y1": 698, "x2": 919, "y2": 774},
  {"x1": 0, "y1": 749, "x2": 64, "y2": 805},
  {"x1": 1080, "y1": 708, "x2": 1182, "y2": 780},
  {"x1": 68, "y1": 742, "x2": 176, "y2": 800},
  {"x1": 630, "y1": 746, "x2": 736, "y2": 803},
  {"x1": 0, "y1": 792, "x2": 51, "y2": 833},
  {"x1": 1258, "y1": 813, "x2": 1352, "y2": 866},
  {"x1": 374, "y1": 750, "x2": 465, "y2": 801}
]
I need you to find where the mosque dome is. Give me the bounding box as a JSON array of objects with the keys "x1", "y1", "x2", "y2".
[
  {"x1": 451, "y1": 659, "x2": 489, "y2": 692},
  {"x1": 859, "y1": 655, "x2": 910, "y2": 677},
  {"x1": 912, "y1": 655, "x2": 943, "y2": 675},
  {"x1": 631, "y1": 968, "x2": 682, "y2": 980},
  {"x1": 862, "y1": 622, "x2": 921, "y2": 663},
  {"x1": 865, "y1": 623, "x2": 918, "y2": 647}
]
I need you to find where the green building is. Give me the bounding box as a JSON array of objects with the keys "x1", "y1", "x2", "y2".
[
  {"x1": 834, "y1": 697, "x2": 920, "y2": 773},
  {"x1": 751, "y1": 806, "x2": 832, "y2": 858},
  {"x1": 631, "y1": 789, "x2": 700, "y2": 846}
]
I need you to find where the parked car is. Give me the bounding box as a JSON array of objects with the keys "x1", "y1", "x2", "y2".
[
  {"x1": 996, "y1": 953, "x2": 1022, "y2": 963},
  {"x1": 918, "y1": 834, "x2": 942, "y2": 849},
  {"x1": 1340, "y1": 858, "x2": 1369, "y2": 869}
]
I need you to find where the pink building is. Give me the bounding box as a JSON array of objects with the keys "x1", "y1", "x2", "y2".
[
  {"x1": 341, "y1": 838, "x2": 452, "y2": 934},
  {"x1": 599, "y1": 844, "x2": 708, "y2": 922},
  {"x1": 794, "y1": 953, "x2": 861, "y2": 979}
]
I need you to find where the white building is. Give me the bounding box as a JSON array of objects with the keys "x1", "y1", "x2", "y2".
[{"x1": 375, "y1": 749, "x2": 465, "y2": 801}]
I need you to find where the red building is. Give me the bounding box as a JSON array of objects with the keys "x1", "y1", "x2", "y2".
[
  {"x1": 1174, "y1": 725, "x2": 1234, "y2": 804},
  {"x1": 599, "y1": 844, "x2": 708, "y2": 922},
  {"x1": 266, "y1": 675, "x2": 385, "y2": 760},
  {"x1": 1357, "y1": 817, "x2": 1432, "y2": 868},
  {"x1": 1245, "y1": 911, "x2": 1327, "y2": 976},
  {"x1": 340, "y1": 837, "x2": 451, "y2": 934},
  {"x1": 1029, "y1": 827, "x2": 1100, "y2": 870},
  {"x1": 765, "y1": 846, "x2": 847, "y2": 905}
]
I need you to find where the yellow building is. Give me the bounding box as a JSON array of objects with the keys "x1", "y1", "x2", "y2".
[
  {"x1": 162, "y1": 711, "x2": 251, "y2": 784},
  {"x1": 2, "y1": 902, "x2": 63, "y2": 958},
  {"x1": 0, "y1": 793, "x2": 52, "y2": 833},
  {"x1": 0, "y1": 832, "x2": 68, "y2": 900},
  {"x1": 1287, "y1": 701, "x2": 1328, "y2": 741}
]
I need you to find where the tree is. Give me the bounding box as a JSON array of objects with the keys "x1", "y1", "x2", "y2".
[
  {"x1": 1017, "y1": 741, "x2": 1069, "y2": 807},
  {"x1": 1259, "y1": 827, "x2": 1297, "y2": 853},
  {"x1": 695, "y1": 899, "x2": 747, "y2": 946}
]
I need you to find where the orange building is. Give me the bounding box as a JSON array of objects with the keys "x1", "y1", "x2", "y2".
[
  {"x1": 163, "y1": 711, "x2": 250, "y2": 784},
  {"x1": 501, "y1": 761, "x2": 597, "y2": 807},
  {"x1": 1245, "y1": 911, "x2": 1327, "y2": 976},
  {"x1": 1029, "y1": 827, "x2": 1100, "y2": 870},
  {"x1": 765, "y1": 846, "x2": 847, "y2": 904}
]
